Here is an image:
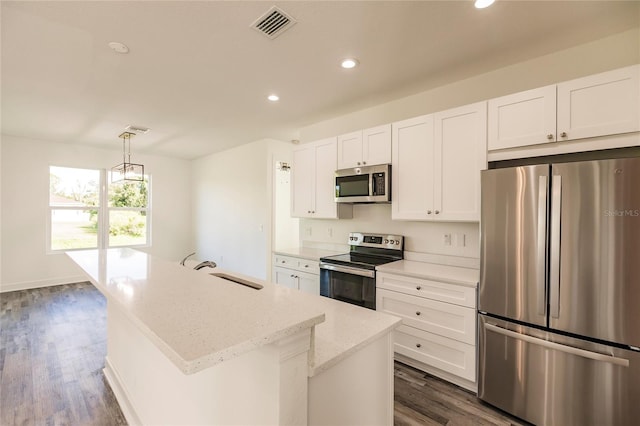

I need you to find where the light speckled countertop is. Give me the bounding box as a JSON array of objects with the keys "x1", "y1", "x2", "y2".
[
  {"x1": 376, "y1": 260, "x2": 479, "y2": 287},
  {"x1": 67, "y1": 248, "x2": 400, "y2": 378},
  {"x1": 273, "y1": 247, "x2": 343, "y2": 261}
]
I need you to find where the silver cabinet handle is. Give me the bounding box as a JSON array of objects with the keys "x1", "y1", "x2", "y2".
[
  {"x1": 427, "y1": 210, "x2": 432, "y2": 215},
  {"x1": 560, "y1": 132, "x2": 567, "y2": 138},
  {"x1": 435, "y1": 210, "x2": 440, "y2": 214},
  {"x1": 547, "y1": 133, "x2": 554, "y2": 140},
  {"x1": 485, "y1": 323, "x2": 629, "y2": 367},
  {"x1": 536, "y1": 175, "x2": 548, "y2": 316},
  {"x1": 416, "y1": 343, "x2": 422, "y2": 348},
  {"x1": 550, "y1": 175, "x2": 562, "y2": 319},
  {"x1": 415, "y1": 311, "x2": 421, "y2": 316},
  {"x1": 416, "y1": 286, "x2": 421, "y2": 290},
  {"x1": 362, "y1": 161, "x2": 366, "y2": 165},
  {"x1": 357, "y1": 162, "x2": 361, "y2": 165},
  {"x1": 307, "y1": 210, "x2": 311, "y2": 214},
  {"x1": 303, "y1": 264, "x2": 309, "y2": 268}
]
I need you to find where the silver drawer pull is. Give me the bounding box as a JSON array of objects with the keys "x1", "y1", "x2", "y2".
[
  {"x1": 416, "y1": 311, "x2": 421, "y2": 316},
  {"x1": 281, "y1": 260, "x2": 286, "y2": 263},
  {"x1": 416, "y1": 343, "x2": 422, "y2": 348},
  {"x1": 303, "y1": 264, "x2": 309, "y2": 268}
]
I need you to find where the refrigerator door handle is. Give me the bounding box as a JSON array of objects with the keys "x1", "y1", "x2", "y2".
[
  {"x1": 550, "y1": 175, "x2": 562, "y2": 318},
  {"x1": 536, "y1": 175, "x2": 548, "y2": 316},
  {"x1": 484, "y1": 323, "x2": 630, "y2": 367}
]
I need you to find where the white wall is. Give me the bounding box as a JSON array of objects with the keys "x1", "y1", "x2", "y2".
[
  {"x1": 297, "y1": 28, "x2": 640, "y2": 265},
  {"x1": 0, "y1": 135, "x2": 192, "y2": 292},
  {"x1": 192, "y1": 138, "x2": 293, "y2": 280}
]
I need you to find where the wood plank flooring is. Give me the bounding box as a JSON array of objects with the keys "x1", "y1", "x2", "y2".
[
  {"x1": 1, "y1": 282, "x2": 528, "y2": 426},
  {"x1": 0, "y1": 282, "x2": 126, "y2": 425}
]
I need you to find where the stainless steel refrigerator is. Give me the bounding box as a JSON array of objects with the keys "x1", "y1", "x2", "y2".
[{"x1": 478, "y1": 157, "x2": 640, "y2": 426}]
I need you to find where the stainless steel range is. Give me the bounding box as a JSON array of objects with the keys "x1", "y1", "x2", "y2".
[{"x1": 319, "y1": 232, "x2": 403, "y2": 310}]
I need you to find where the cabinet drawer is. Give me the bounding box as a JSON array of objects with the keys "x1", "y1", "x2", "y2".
[
  {"x1": 377, "y1": 272, "x2": 476, "y2": 308},
  {"x1": 394, "y1": 324, "x2": 475, "y2": 382},
  {"x1": 273, "y1": 255, "x2": 298, "y2": 269},
  {"x1": 296, "y1": 259, "x2": 319, "y2": 273},
  {"x1": 377, "y1": 288, "x2": 475, "y2": 345}
]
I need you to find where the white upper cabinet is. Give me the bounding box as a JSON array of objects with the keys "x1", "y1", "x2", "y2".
[
  {"x1": 362, "y1": 124, "x2": 392, "y2": 166},
  {"x1": 291, "y1": 138, "x2": 353, "y2": 219},
  {"x1": 434, "y1": 102, "x2": 487, "y2": 222},
  {"x1": 557, "y1": 64, "x2": 640, "y2": 141},
  {"x1": 488, "y1": 85, "x2": 557, "y2": 150},
  {"x1": 488, "y1": 65, "x2": 640, "y2": 152},
  {"x1": 392, "y1": 115, "x2": 435, "y2": 220},
  {"x1": 392, "y1": 102, "x2": 487, "y2": 222},
  {"x1": 337, "y1": 124, "x2": 391, "y2": 169}
]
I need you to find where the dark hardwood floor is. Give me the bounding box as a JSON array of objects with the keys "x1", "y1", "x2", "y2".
[
  {"x1": 0, "y1": 282, "x2": 126, "y2": 425},
  {"x1": 1, "y1": 283, "x2": 527, "y2": 426}
]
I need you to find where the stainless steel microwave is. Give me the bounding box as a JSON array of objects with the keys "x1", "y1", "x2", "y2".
[{"x1": 335, "y1": 164, "x2": 391, "y2": 203}]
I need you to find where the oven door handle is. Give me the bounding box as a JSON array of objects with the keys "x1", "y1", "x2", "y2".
[{"x1": 319, "y1": 262, "x2": 375, "y2": 278}]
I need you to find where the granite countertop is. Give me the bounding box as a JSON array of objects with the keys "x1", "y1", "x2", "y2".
[
  {"x1": 273, "y1": 247, "x2": 344, "y2": 261},
  {"x1": 376, "y1": 260, "x2": 480, "y2": 287},
  {"x1": 67, "y1": 248, "x2": 400, "y2": 378}
]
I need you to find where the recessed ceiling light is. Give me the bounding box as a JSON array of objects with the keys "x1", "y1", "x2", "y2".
[
  {"x1": 474, "y1": 0, "x2": 495, "y2": 9},
  {"x1": 108, "y1": 41, "x2": 129, "y2": 54},
  {"x1": 341, "y1": 58, "x2": 359, "y2": 69},
  {"x1": 268, "y1": 94, "x2": 280, "y2": 102}
]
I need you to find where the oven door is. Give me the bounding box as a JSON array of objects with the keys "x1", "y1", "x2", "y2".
[{"x1": 319, "y1": 263, "x2": 376, "y2": 309}]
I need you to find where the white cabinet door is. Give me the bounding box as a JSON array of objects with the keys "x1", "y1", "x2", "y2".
[
  {"x1": 297, "y1": 270, "x2": 319, "y2": 296},
  {"x1": 337, "y1": 131, "x2": 363, "y2": 169},
  {"x1": 313, "y1": 138, "x2": 339, "y2": 218},
  {"x1": 363, "y1": 124, "x2": 391, "y2": 166},
  {"x1": 488, "y1": 85, "x2": 557, "y2": 150},
  {"x1": 273, "y1": 266, "x2": 298, "y2": 289},
  {"x1": 434, "y1": 102, "x2": 487, "y2": 222},
  {"x1": 392, "y1": 115, "x2": 435, "y2": 220},
  {"x1": 557, "y1": 64, "x2": 640, "y2": 141},
  {"x1": 291, "y1": 146, "x2": 314, "y2": 217}
]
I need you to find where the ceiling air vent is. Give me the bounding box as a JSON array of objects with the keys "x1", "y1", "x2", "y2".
[{"x1": 251, "y1": 6, "x2": 296, "y2": 40}]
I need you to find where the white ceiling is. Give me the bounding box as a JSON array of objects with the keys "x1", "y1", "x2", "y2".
[{"x1": 2, "y1": 1, "x2": 638, "y2": 159}]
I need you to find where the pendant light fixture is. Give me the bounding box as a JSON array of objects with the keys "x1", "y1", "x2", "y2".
[{"x1": 111, "y1": 131, "x2": 144, "y2": 182}]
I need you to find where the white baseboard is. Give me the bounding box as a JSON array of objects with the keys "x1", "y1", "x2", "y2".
[
  {"x1": 103, "y1": 357, "x2": 142, "y2": 426},
  {"x1": 0, "y1": 275, "x2": 87, "y2": 293}
]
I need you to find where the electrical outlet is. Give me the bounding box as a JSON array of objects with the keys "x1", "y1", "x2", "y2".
[{"x1": 443, "y1": 233, "x2": 452, "y2": 246}]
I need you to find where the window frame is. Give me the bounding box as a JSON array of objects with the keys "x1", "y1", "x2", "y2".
[{"x1": 47, "y1": 166, "x2": 152, "y2": 253}]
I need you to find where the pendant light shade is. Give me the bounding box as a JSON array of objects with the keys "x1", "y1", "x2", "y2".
[{"x1": 111, "y1": 131, "x2": 144, "y2": 182}]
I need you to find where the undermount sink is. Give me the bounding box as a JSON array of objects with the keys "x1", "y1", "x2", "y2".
[{"x1": 210, "y1": 272, "x2": 263, "y2": 290}]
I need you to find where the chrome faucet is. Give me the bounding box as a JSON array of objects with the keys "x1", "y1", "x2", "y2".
[
  {"x1": 194, "y1": 260, "x2": 217, "y2": 270},
  {"x1": 180, "y1": 253, "x2": 217, "y2": 270}
]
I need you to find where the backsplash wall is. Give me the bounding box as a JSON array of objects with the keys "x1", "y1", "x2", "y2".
[{"x1": 299, "y1": 204, "x2": 479, "y2": 263}]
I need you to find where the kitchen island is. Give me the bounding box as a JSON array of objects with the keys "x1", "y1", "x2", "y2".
[{"x1": 67, "y1": 248, "x2": 400, "y2": 425}]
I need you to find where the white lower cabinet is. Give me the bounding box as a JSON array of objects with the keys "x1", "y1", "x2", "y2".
[
  {"x1": 272, "y1": 254, "x2": 320, "y2": 295},
  {"x1": 377, "y1": 271, "x2": 477, "y2": 390}
]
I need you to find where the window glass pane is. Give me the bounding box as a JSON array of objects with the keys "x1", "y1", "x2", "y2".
[
  {"x1": 51, "y1": 209, "x2": 98, "y2": 250},
  {"x1": 108, "y1": 178, "x2": 148, "y2": 208},
  {"x1": 109, "y1": 210, "x2": 147, "y2": 247},
  {"x1": 50, "y1": 166, "x2": 100, "y2": 207}
]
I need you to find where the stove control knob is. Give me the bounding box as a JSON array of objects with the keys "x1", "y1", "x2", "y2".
[
  {"x1": 384, "y1": 239, "x2": 389, "y2": 243},
  {"x1": 394, "y1": 240, "x2": 399, "y2": 245}
]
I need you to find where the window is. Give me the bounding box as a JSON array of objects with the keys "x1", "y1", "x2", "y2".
[{"x1": 48, "y1": 166, "x2": 150, "y2": 251}]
